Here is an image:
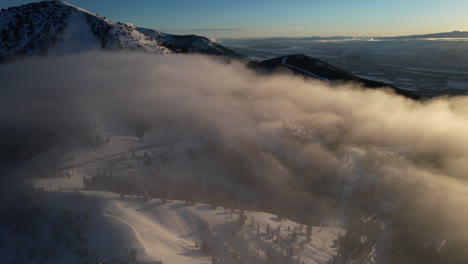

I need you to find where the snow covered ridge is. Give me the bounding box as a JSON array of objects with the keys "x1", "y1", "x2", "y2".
[
  {"x1": 138, "y1": 28, "x2": 249, "y2": 60},
  {"x1": 0, "y1": 1, "x2": 247, "y2": 61}
]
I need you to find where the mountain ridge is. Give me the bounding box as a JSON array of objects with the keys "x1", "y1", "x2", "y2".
[{"x1": 252, "y1": 54, "x2": 421, "y2": 99}]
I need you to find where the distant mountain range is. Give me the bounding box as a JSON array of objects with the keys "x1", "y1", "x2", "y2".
[
  {"x1": 0, "y1": 1, "x2": 420, "y2": 99},
  {"x1": 222, "y1": 31, "x2": 468, "y2": 42},
  {"x1": 377, "y1": 31, "x2": 468, "y2": 40}
]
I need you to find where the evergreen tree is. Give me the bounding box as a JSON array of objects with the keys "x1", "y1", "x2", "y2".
[
  {"x1": 237, "y1": 210, "x2": 247, "y2": 230},
  {"x1": 306, "y1": 225, "x2": 312, "y2": 242},
  {"x1": 291, "y1": 229, "x2": 298, "y2": 242}
]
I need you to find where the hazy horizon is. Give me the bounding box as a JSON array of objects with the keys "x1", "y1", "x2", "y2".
[{"x1": 1, "y1": 0, "x2": 468, "y2": 38}]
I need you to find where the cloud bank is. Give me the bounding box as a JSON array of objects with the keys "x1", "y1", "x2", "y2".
[{"x1": 2, "y1": 52, "x2": 468, "y2": 249}]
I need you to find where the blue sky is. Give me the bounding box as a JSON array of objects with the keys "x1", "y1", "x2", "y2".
[{"x1": 2, "y1": 0, "x2": 468, "y2": 38}]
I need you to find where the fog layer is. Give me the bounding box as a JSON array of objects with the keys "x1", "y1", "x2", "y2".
[{"x1": 2, "y1": 52, "x2": 468, "y2": 243}]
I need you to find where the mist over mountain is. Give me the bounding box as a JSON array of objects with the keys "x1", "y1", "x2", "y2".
[
  {"x1": 0, "y1": 0, "x2": 422, "y2": 100},
  {"x1": 1, "y1": 1, "x2": 468, "y2": 264},
  {"x1": 2, "y1": 51, "x2": 468, "y2": 263}
]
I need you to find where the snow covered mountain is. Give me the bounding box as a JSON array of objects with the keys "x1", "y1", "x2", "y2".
[
  {"x1": 0, "y1": 1, "x2": 246, "y2": 62},
  {"x1": 0, "y1": 1, "x2": 170, "y2": 60}
]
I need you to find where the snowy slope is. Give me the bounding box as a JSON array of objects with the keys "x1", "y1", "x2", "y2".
[
  {"x1": 22, "y1": 188, "x2": 343, "y2": 264},
  {"x1": 18, "y1": 132, "x2": 345, "y2": 264},
  {"x1": 83, "y1": 15, "x2": 170, "y2": 54},
  {"x1": 51, "y1": 11, "x2": 100, "y2": 54}
]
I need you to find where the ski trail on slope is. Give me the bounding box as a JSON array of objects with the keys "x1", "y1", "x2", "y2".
[
  {"x1": 104, "y1": 200, "x2": 209, "y2": 264},
  {"x1": 55, "y1": 11, "x2": 100, "y2": 54},
  {"x1": 281, "y1": 56, "x2": 330, "y2": 82}
]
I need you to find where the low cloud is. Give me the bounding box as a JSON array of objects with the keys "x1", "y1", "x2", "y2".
[{"x1": 2, "y1": 52, "x2": 468, "y2": 245}]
